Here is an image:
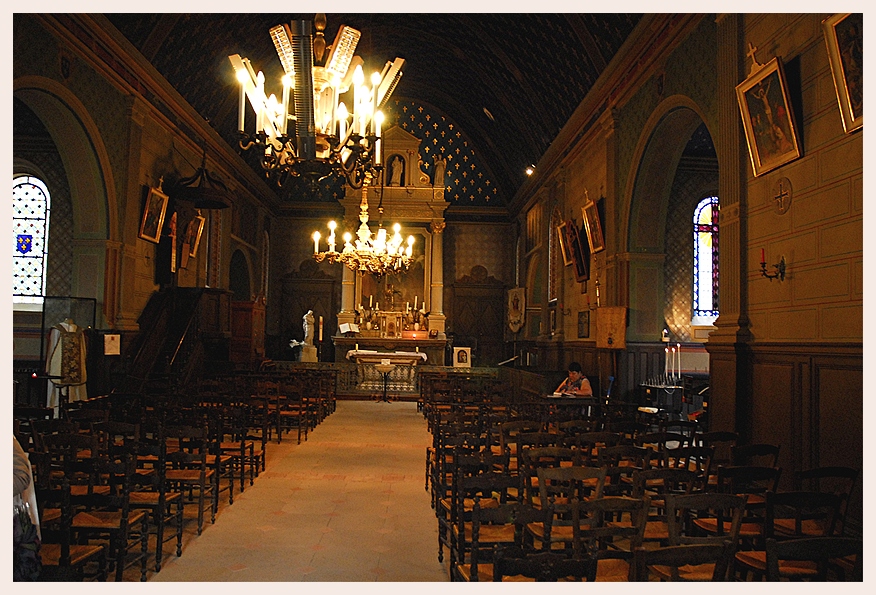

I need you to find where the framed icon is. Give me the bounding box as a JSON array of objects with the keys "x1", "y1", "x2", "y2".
[
  {"x1": 581, "y1": 200, "x2": 605, "y2": 254},
  {"x1": 453, "y1": 347, "x2": 471, "y2": 368},
  {"x1": 577, "y1": 311, "x2": 590, "y2": 339},
  {"x1": 139, "y1": 185, "x2": 169, "y2": 243},
  {"x1": 185, "y1": 214, "x2": 206, "y2": 258},
  {"x1": 823, "y1": 13, "x2": 863, "y2": 134},
  {"x1": 735, "y1": 57, "x2": 801, "y2": 177}
]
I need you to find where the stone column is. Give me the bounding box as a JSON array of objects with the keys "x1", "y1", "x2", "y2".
[
  {"x1": 428, "y1": 219, "x2": 446, "y2": 336},
  {"x1": 336, "y1": 264, "x2": 356, "y2": 327},
  {"x1": 706, "y1": 13, "x2": 752, "y2": 436}
]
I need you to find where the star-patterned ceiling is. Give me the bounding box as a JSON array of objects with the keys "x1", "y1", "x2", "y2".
[{"x1": 104, "y1": 13, "x2": 642, "y2": 212}]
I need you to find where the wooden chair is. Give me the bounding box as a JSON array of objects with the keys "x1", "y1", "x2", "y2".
[
  {"x1": 571, "y1": 495, "x2": 650, "y2": 581},
  {"x1": 436, "y1": 436, "x2": 495, "y2": 563},
  {"x1": 519, "y1": 446, "x2": 584, "y2": 508},
  {"x1": 623, "y1": 468, "x2": 698, "y2": 545},
  {"x1": 731, "y1": 443, "x2": 780, "y2": 467},
  {"x1": 666, "y1": 445, "x2": 714, "y2": 490},
  {"x1": 696, "y1": 465, "x2": 780, "y2": 550},
  {"x1": 597, "y1": 444, "x2": 653, "y2": 496},
  {"x1": 164, "y1": 424, "x2": 218, "y2": 535},
  {"x1": 449, "y1": 471, "x2": 521, "y2": 577},
  {"x1": 453, "y1": 500, "x2": 554, "y2": 581},
  {"x1": 491, "y1": 544, "x2": 592, "y2": 581},
  {"x1": 631, "y1": 541, "x2": 735, "y2": 581},
  {"x1": 764, "y1": 536, "x2": 862, "y2": 581},
  {"x1": 528, "y1": 465, "x2": 607, "y2": 549},
  {"x1": 129, "y1": 422, "x2": 184, "y2": 573},
  {"x1": 662, "y1": 491, "x2": 746, "y2": 580},
  {"x1": 35, "y1": 476, "x2": 108, "y2": 581},
  {"x1": 734, "y1": 490, "x2": 844, "y2": 581},
  {"x1": 793, "y1": 466, "x2": 858, "y2": 536},
  {"x1": 69, "y1": 452, "x2": 149, "y2": 581},
  {"x1": 568, "y1": 431, "x2": 622, "y2": 465}
]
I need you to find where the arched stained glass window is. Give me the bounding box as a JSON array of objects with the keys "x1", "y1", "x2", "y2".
[
  {"x1": 693, "y1": 196, "x2": 719, "y2": 318},
  {"x1": 13, "y1": 175, "x2": 51, "y2": 305}
]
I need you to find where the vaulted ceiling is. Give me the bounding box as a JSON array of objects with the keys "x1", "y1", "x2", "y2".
[{"x1": 105, "y1": 13, "x2": 643, "y2": 210}]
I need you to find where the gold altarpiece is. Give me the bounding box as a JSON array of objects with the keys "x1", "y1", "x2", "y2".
[{"x1": 333, "y1": 125, "x2": 449, "y2": 364}]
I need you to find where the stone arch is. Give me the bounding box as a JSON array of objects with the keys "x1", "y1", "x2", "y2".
[
  {"x1": 13, "y1": 76, "x2": 119, "y2": 327},
  {"x1": 619, "y1": 95, "x2": 714, "y2": 342}
]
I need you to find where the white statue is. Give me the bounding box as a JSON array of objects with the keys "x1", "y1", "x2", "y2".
[{"x1": 303, "y1": 309, "x2": 315, "y2": 346}]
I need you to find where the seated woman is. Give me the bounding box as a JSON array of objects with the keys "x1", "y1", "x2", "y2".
[{"x1": 555, "y1": 362, "x2": 593, "y2": 396}]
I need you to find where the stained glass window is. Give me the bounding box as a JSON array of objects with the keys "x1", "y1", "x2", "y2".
[
  {"x1": 13, "y1": 175, "x2": 51, "y2": 304},
  {"x1": 693, "y1": 196, "x2": 719, "y2": 318}
]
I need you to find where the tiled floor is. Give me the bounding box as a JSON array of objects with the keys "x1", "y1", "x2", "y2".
[{"x1": 148, "y1": 399, "x2": 449, "y2": 582}]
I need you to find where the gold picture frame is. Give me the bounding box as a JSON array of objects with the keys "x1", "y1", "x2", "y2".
[
  {"x1": 139, "y1": 185, "x2": 169, "y2": 243},
  {"x1": 735, "y1": 57, "x2": 801, "y2": 177},
  {"x1": 823, "y1": 13, "x2": 863, "y2": 134},
  {"x1": 581, "y1": 201, "x2": 605, "y2": 254},
  {"x1": 556, "y1": 221, "x2": 573, "y2": 266}
]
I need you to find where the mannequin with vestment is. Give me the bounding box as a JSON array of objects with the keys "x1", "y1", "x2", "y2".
[{"x1": 45, "y1": 318, "x2": 88, "y2": 414}]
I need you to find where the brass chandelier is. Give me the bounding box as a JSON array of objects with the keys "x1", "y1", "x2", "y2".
[
  {"x1": 228, "y1": 14, "x2": 404, "y2": 190},
  {"x1": 312, "y1": 176, "x2": 414, "y2": 278}
]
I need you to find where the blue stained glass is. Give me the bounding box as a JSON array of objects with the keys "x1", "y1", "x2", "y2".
[{"x1": 12, "y1": 176, "x2": 51, "y2": 303}]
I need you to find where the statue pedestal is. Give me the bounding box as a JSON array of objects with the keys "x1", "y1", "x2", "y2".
[{"x1": 300, "y1": 345, "x2": 318, "y2": 362}]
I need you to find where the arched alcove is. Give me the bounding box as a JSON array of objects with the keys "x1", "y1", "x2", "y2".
[
  {"x1": 621, "y1": 97, "x2": 715, "y2": 342},
  {"x1": 13, "y1": 78, "x2": 117, "y2": 327},
  {"x1": 229, "y1": 249, "x2": 252, "y2": 301}
]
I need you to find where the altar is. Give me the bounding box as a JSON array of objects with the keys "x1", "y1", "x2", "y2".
[{"x1": 346, "y1": 348, "x2": 428, "y2": 394}]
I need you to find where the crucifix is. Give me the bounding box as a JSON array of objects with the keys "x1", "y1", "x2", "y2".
[{"x1": 772, "y1": 177, "x2": 792, "y2": 214}]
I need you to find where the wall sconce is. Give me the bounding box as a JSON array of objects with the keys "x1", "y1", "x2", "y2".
[{"x1": 760, "y1": 249, "x2": 785, "y2": 281}]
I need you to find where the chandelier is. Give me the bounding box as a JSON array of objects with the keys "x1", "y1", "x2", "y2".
[
  {"x1": 312, "y1": 177, "x2": 414, "y2": 278},
  {"x1": 228, "y1": 14, "x2": 404, "y2": 190}
]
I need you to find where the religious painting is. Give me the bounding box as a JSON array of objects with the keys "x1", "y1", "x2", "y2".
[
  {"x1": 581, "y1": 200, "x2": 605, "y2": 254},
  {"x1": 453, "y1": 347, "x2": 471, "y2": 368},
  {"x1": 507, "y1": 287, "x2": 525, "y2": 333},
  {"x1": 567, "y1": 219, "x2": 590, "y2": 282},
  {"x1": 736, "y1": 57, "x2": 802, "y2": 177},
  {"x1": 823, "y1": 13, "x2": 863, "y2": 134},
  {"x1": 557, "y1": 221, "x2": 573, "y2": 266},
  {"x1": 139, "y1": 185, "x2": 169, "y2": 243}
]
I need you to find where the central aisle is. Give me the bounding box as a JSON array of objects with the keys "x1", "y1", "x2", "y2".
[{"x1": 153, "y1": 400, "x2": 448, "y2": 582}]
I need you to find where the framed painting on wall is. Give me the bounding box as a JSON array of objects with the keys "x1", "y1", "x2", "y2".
[
  {"x1": 823, "y1": 13, "x2": 863, "y2": 134},
  {"x1": 735, "y1": 57, "x2": 801, "y2": 176},
  {"x1": 557, "y1": 221, "x2": 573, "y2": 266},
  {"x1": 139, "y1": 185, "x2": 169, "y2": 243},
  {"x1": 577, "y1": 311, "x2": 590, "y2": 339},
  {"x1": 581, "y1": 200, "x2": 605, "y2": 254},
  {"x1": 566, "y1": 220, "x2": 590, "y2": 283}
]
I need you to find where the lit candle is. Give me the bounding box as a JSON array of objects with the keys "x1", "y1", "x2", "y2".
[
  {"x1": 414, "y1": 296, "x2": 418, "y2": 310},
  {"x1": 256, "y1": 71, "x2": 265, "y2": 132},
  {"x1": 677, "y1": 344, "x2": 681, "y2": 379},
  {"x1": 237, "y1": 70, "x2": 247, "y2": 132},
  {"x1": 328, "y1": 221, "x2": 337, "y2": 252},
  {"x1": 319, "y1": 316, "x2": 324, "y2": 342},
  {"x1": 665, "y1": 347, "x2": 669, "y2": 377},
  {"x1": 312, "y1": 231, "x2": 321, "y2": 254},
  {"x1": 281, "y1": 74, "x2": 292, "y2": 135},
  {"x1": 670, "y1": 347, "x2": 676, "y2": 380},
  {"x1": 371, "y1": 72, "x2": 380, "y2": 134},
  {"x1": 369, "y1": 294, "x2": 373, "y2": 309}
]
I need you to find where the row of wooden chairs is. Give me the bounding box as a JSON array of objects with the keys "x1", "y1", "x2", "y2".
[{"x1": 428, "y1": 412, "x2": 860, "y2": 581}]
